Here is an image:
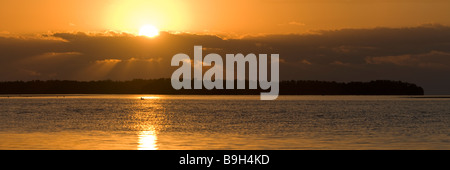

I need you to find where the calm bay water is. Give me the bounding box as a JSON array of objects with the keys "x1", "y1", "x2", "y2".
[{"x1": 0, "y1": 95, "x2": 449, "y2": 150}]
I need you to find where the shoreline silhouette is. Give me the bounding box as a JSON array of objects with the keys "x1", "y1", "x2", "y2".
[{"x1": 0, "y1": 79, "x2": 424, "y2": 95}]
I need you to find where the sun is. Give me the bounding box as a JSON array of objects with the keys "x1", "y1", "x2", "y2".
[{"x1": 139, "y1": 25, "x2": 159, "y2": 38}]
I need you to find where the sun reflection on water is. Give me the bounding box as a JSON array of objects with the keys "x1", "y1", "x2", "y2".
[
  {"x1": 139, "y1": 96, "x2": 162, "y2": 100},
  {"x1": 132, "y1": 98, "x2": 166, "y2": 150},
  {"x1": 138, "y1": 130, "x2": 158, "y2": 150}
]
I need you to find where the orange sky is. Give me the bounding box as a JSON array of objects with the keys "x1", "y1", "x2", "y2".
[{"x1": 1, "y1": 0, "x2": 450, "y2": 35}]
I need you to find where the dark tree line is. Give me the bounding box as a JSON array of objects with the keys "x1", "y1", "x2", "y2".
[
  {"x1": 279, "y1": 80, "x2": 424, "y2": 95},
  {"x1": 0, "y1": 79, "x2": 424, "y2": 95}
]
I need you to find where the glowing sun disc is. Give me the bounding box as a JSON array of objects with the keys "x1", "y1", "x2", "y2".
[{"x1": 139, "y1": 25, "x2": 159, "y2": 37}]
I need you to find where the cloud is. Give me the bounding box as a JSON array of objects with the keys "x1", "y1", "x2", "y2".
[
  {"x1": 95, "y1": 59, "x2": 122, "y2": 64},
  {"x1": 288, "y1": 21, "x2": 306, "y2": 26},
  {"x1": 1, "y1": 24, "x2": 450, "y2": 93},
  {"x1": 365, "y1": 51, "x2": 450, "y2": 69}
]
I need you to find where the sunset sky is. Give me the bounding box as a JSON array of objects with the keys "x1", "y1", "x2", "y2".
[
  {"x1": 2, "y1": 0, "x2": 450, "y2": 34},
  {"x1": 1, "y1": 0, "x2": 450, "y2": 94}
]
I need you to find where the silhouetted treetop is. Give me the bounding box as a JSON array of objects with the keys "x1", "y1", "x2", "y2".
[{"x1": 0, "y1": 79, "x2": 424, "y2": 95}]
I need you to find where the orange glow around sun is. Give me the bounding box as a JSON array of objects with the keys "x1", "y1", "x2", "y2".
[
  {"x1": 103, "y1": 0, "x2": 191, "y2": 34},
  {"x1": 139, "y1": 25, "x2": 159, "y2": 37}
]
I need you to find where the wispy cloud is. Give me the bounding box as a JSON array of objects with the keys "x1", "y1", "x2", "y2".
[{"x1": 288, "y1": 21, "x2": 306, "y2": 26}]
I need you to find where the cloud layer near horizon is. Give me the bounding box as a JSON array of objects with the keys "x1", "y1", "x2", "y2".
[{"x1": 1, "y1": 24, "x2": 450, "y2": 94}]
